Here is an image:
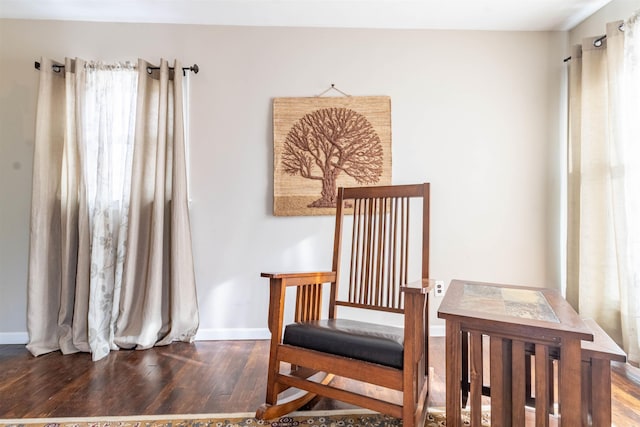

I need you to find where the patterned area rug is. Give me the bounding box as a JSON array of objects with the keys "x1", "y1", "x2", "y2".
[{"x1": 0, "y1": 409, "x2": 490, "y2": 427}]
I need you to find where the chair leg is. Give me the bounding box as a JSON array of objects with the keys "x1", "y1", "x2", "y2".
[
  {"x1": 402, "y1": 370, "x2": 416, "y2": 427},
  {"x1": 264, "y1": 354, "x2": 281, "y2": 405},
  {"x1": 402, "y1": 363, "x2": 430, "y2": 427}
]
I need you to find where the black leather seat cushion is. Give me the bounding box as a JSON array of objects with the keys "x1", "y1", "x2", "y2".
[{"x1": 283, "y1": 319, "x2": 404, "y2": 369}]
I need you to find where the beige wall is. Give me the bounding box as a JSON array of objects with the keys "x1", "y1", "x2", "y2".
[{"x1": 0, "y1": 18, "x2": 565, "y2": 340}]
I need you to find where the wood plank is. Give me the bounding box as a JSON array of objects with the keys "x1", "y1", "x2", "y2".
[
  {"x1": 512, "y1": 340, "x2": 526, "y2": 425},
  {"x1": 1, "y1": 339, "x2": 639, "y2": 425},
  {"x1": 490, "y1": 336, "x2": 511, "y2": 426},
  {"x1": 278, "y1": 345, "x2": 402, "y2": 390}
]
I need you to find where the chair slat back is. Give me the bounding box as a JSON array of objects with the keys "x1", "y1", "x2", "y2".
[{"x1": 330, "y1": 183, "x2": 429, "y2": 316}]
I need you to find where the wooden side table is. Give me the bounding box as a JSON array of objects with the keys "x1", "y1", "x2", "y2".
[{"x1": 438, "y1": 280, "x2": 594, "y2": 427}]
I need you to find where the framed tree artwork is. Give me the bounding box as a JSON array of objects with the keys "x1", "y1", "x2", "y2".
[{"x1": 272, "y1": 96, "x2": 392, "y2": 216}]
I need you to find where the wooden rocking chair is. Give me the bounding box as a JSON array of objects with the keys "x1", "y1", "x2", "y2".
[{"x1": 257, "y1": 183, "x2": 432, "y2": 427}]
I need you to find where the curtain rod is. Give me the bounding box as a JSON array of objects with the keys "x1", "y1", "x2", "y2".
[
  {"x1": 34, "y1": 61, "x2": 199, "y2": 76},
  {"x1": 563, "y1": 23, "x2": 625, "y2": 62}
]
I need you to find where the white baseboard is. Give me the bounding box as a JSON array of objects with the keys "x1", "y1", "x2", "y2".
[
  {"x1": 194, "y1": 328, "x2": 271, "y2": 341},
  {"x1": 0, "y1": 330, "x2": 272, "y2": 345},
  {"x1": 1, "y1": 326, "x2": 444, "y2": 345},
  {"x1": 0, "y1": 332, "x2": 29, "y2": 344},
  {"x1": 195, "y1": 326, "x2": 447, "y2": 340},
  {"x1": 429, "y1": 324, "x2": 445, "y2": 337}
]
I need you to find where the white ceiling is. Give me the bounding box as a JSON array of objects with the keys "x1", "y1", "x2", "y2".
[{"x1": 0, "y1": 0, "x2": 612, "y2": 31}]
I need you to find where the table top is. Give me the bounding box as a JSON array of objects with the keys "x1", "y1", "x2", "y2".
[{"x1": 438, "y1": 280, "x2": 594, "y2": 341}]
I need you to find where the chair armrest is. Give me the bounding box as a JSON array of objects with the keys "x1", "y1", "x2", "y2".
[
  {"x1": 261, "y1": 271, "x2": 336, "y2": 337},
  {"x1": 401, "y1": 278, "x2": 435, "y2": 294},
  {"x1": 261, "y1": 271, "x2": 336, "y2": 286}
]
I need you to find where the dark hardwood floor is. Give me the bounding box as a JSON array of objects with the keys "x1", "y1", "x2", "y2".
[{"x1": 1, "y1": 337, "x2": 639, "y2": 424}]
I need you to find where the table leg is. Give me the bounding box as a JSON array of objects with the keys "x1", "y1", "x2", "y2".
[
  {"x1": 559, "y1": 338, "x2": 582, "y2": 426},
  {"x1": 590, "y1": 358, "x2": 612, "y2": 427},
  {"x1": 446, "y1": 320, "x2": 462, "y2": 427}
]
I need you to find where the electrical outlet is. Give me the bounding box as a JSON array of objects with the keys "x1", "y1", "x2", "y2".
[{"x1": 434, "y1": 280, "x2": 445, "y2": 297}]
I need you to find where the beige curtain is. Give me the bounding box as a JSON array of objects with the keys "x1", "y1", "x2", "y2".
[
  {"x1": 567, "y1": 12, "x2": 640, "y2": 365},
  {"x1": 27, "y1": 58, "x2": 199, "y2": 361}
]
